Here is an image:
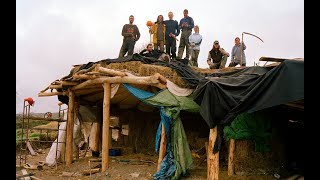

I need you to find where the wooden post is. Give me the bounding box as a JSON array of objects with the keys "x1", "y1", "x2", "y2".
[
  {"x1": 102, "y1": 82, "x2": 111, "y2": 172},
  {"x1": 66, "y1": 90, "x2": 74, "y2": 166},
  {"x1": 157, "y1": 123, "x2": 167, "y2": 171},
  {"x1": 228, "y1": 139, "x2": 235, "y2": 176},
  {"x1": 207, "y1": 127, "x2": 219, "y2": 180},
  {"x1": 74, "y1": 147, "x2": 79, "y2": 160},
  {"x1": 90, "y1": 122, "x2": 101, "y2": 152}
]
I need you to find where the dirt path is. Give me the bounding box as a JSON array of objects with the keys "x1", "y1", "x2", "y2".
[{"x1": 16, "y1": 148, "x2": 275, "y2": 179}]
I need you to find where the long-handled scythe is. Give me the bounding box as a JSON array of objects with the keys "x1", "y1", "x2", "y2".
[{"x1": 240, "y1": 32, "x2": 264, "y2": 66}]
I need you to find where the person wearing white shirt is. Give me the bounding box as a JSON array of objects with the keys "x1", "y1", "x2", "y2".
[{"x1": 188, "y1": 25, "x2": 202, "y2": 67}]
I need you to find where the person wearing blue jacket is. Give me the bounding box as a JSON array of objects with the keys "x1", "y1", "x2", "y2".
[
  {"x1": 164, "y1": 11, "x2": 180, "y2": 60},
  {"x1": 177, "y1": 9, "x2": 194, "y2": 60}
]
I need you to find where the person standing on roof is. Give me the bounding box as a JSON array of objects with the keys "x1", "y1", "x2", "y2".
[
  {"x1": 164, "y1": 11, "x2": 180, "y2": 60},
  {"x1": 228, "y1": 37, "x2": 246, "y2": 67},
  {"x1": 150, "y1": 15, "x2": 166, "y2": 52},
  {"x1": 207, "y1": 40, "x2": 230, "y2": 69},
  {"x1": 177, "y1": 9, "x2": 194, "y2": 60},
  {"x1": 188, "y1": 25, "x2": 202, "y2": 67},
  {"x1": 118, "y1": 15, "x2": 141, "y2": 58}
]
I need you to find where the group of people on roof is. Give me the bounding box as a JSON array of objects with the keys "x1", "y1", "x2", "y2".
[{"x1": 118, "y1": 9, "x2": 247, "y2": 68}]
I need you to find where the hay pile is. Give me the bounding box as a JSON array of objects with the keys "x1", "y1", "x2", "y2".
[
  {"x1": 232, "y1": 140, "x2": 283, "y2": 175},
  {"x1": 33, "y1": 121, "x2": 58, "y2": 130},
  {"x1": 105, "y1": 61, "x2": 189, "y2": 88}
]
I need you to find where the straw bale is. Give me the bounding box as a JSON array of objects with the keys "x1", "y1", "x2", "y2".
[
  {"x1": 100, "y1": 61, "x2": 189, "y2": 88},
  {"x1": 138, "y1": 64, "x2": 188, "y2": 88}
]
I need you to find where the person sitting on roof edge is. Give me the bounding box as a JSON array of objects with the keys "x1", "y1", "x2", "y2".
[
  {"x1": 207, "y1": 40, "x2": 230, "y2": 69},
  {"x1": 139, "y1": 43, "x2": 170, "y2": 62},
  {"x1": 228, "y1": 37, "x2": 246, "y2": 67}
]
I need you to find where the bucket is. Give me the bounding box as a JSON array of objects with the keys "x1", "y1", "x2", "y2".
[{"x1": 109, "y1": 148, "x2": 121, "y2": 156}]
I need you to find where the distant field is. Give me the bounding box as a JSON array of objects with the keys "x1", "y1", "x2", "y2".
[{"x1": 16, "y1": 113, "x2": 60, "y2": 145}]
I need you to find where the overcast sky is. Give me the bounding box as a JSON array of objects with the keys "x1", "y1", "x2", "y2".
[{"x1": 16, "y1": 0, "x2": 304, "y2": 113}]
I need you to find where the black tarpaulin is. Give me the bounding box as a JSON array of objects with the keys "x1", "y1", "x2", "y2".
[{"x1": 193, "y1": 60, "x2": 304, "y2": 152}]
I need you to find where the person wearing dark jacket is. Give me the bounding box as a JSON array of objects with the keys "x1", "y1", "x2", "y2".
[
  {"x1": 164, "y1": 11, "x2": 180, "y2": 60},
  {"x1": 207, "y1": 40, "x2": 230, "y2": 69},
  {"x1": 119, "y1": 15, "x2": 140, "y2": 57},
  {"x1": 140, "y1": 43, "x2": 170, "y2": 62},
  {"x1": 177, "y1": 9, "x2": 194, "y2": 60}
]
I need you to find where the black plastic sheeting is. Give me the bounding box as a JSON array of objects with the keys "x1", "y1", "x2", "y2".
[
  {"x1": 193, "y1": 60, "x2": 304, "y2": 152},
  {"x1": 58, "y1": 56, "x2": 304, "y2": 153}
]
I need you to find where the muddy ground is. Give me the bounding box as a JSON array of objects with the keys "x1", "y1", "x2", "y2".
[{"x1": 16, "y1": 146, "x2": 279, "y2": 180}]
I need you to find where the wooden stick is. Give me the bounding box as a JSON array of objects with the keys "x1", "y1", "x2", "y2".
[
  {"x1": 82, "y1": 168, "x2": 100, "y2": 176},
  {"x1": 95, "y1": 65, "x2": 127, "y2": 77},
  {"x1": 30, "y1": 176, "x2": 43, "y2": 180},
  {"x1": 25, "y1": 116, "x2": 67, "y2": 122},
  {"x1": 38, "y1": 91, "x2": 67, "y2": 97},
  {"x1": 73, "y1": 74, "x2": 99, "y2": 80},
  {"x1": 74, "y1": 147, "x2": 79, "y2": 160},
  {"x1": 40, "y1": 86, "x2": 49, "y2": 93},
  {"x1": 26, "y1": 141, "x2": 36, "y2": 156},
  {"x1": 91, "y1": 123, "x2": 101, "y2": 152},
  {"x1": 49, "y1": 84, "x2": 62, "y2": 89},
  {"x1": 157, "y1": 123, "x2": 167, "y2": 171},
  {"x1": 60, "y1": 81, "x2": 79, "y2": 86},
  {"x1": 102, "y1": 82, "x2": 111, "y2": 172},
  {"x1": 207, "y1": 127, "x2": 219, "y2": 180},
  {"x1": 21, "y1": 169, "x2": 31, "y2": 180},
  {"x1": 74, "y1": 64, "x2": 96, "y2": 75},
  {"x1": 65, "y1": 90, "x2": 74, "y2": 166},
  {"x1": 71, "y1": 75, "x2": 160, "y2": 91},
  {"x1": 228, "y1": 139, "x2": 235, "y2": 176}
]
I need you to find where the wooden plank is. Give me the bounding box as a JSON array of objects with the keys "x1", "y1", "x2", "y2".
[
  {"x1": 95, "y1": 64, "x2": 127, "y2": 77},
  {"x1": 228, "y1": 139, "x2": 235, "y2": 176},
  {"x1": 38, "y1": 91, "x2": 67, "y2": 97},
  {"x1": 207, "y1": 127, "x2": 219, "y2": 180},
  {"x1": 26, "y1": 116, "x2": 67, "y2": 122},
  {"x1": 65, "y1": 91, "x2": 74, "y2": 166},
  {"x1": 102, "y1": 83, "x2": 111, "y2": 172},
  {"x1": 26, "y1": 141, "x2": 36, "y2": 156},
  {"x1": 157, "y1": 123, "x2": 167, "y2": 171},
  {"x1": 259, "y1": 56, "x2": 304, "y2": 62},
  {"x1": 71, "y1": 75, "x2": 160, "y2": 91},
  {"x1": 82, "y1": 168, "x2": 100, "y2": 176},
  {"x1": 21, "y1": 169, "x2": 31, "y2": 180}
]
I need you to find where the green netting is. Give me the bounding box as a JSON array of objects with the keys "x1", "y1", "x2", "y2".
[{"x1": 223, "y1": 112, "x2": 272, "y2": 152}]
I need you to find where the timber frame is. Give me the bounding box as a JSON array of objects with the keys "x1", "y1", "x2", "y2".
[{"x1": 39, "y1": 63, "x2": 269, "y2": 179}]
